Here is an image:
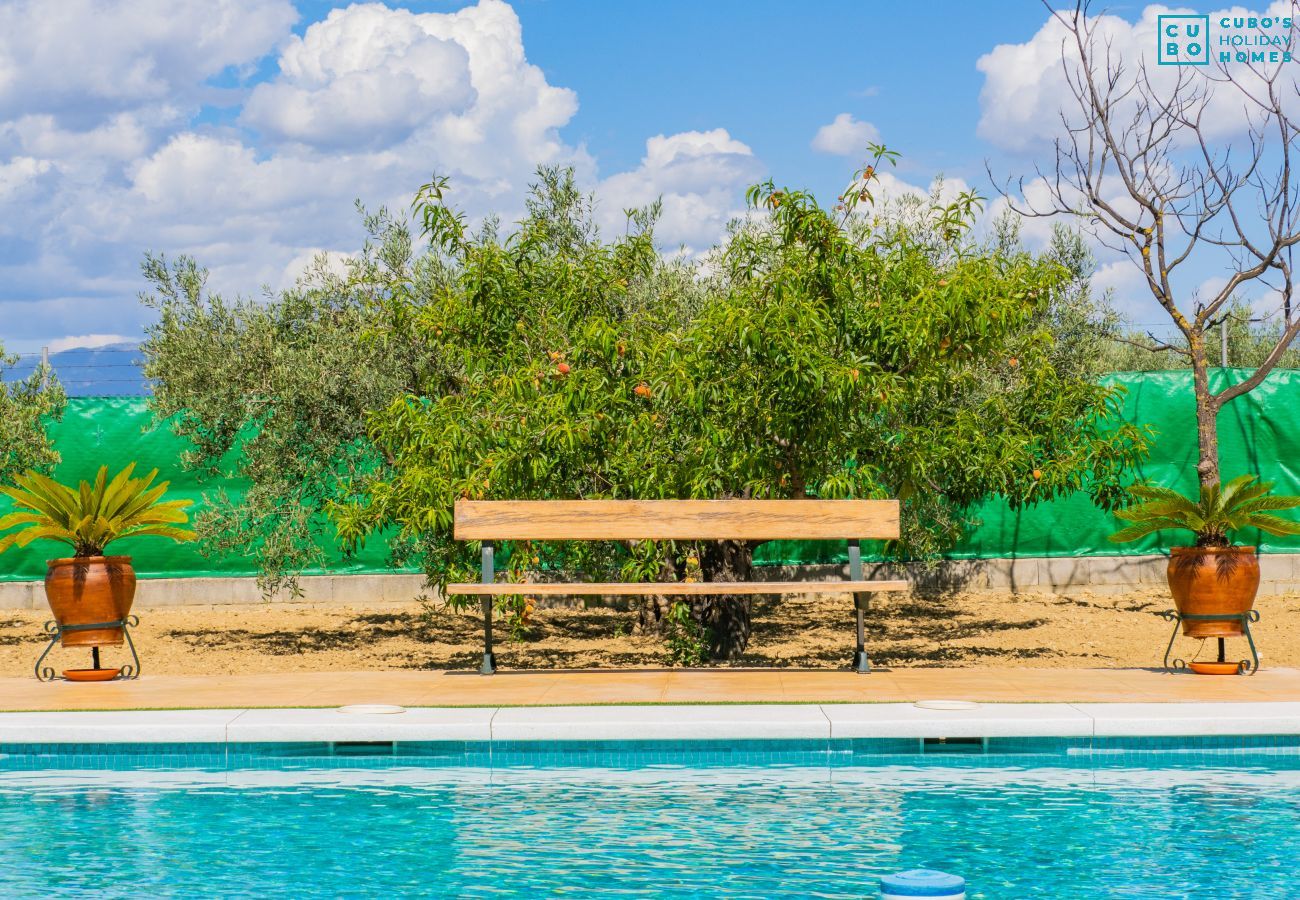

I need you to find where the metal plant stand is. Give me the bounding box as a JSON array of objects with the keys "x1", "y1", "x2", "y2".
[
  {"x1": 34, "y1": 615, "x2": 141, "y2": 682},
  {"x1": 1160, "y1": 609, "x2": 1260, "y2": 675}
]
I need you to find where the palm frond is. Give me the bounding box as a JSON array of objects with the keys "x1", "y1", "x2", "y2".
[
  {"x1": 121, "y1": 525, "x2": 198, "y2": 543},
  {"x1": 0, "y1": 463, "x2": 196, "y2": 557},
  {"x1": 1243, "y1": 513, "x2": 1300, "y2": 537},
  {"x1": 1218, "y1": 473, "x2": 1259, "y2": 508},
  {"x1": 1110, "y1": 473, "x2": 1299, "y2": 546},
  {"x1": 1236, "y1": 495, "x2": 1300, "y2": 514},
  {"x1": 1128, "y1": 484, "x2": 1192, "y2": 505},
  {"x1": 0, "y1": 511, "x2": 45, "y2": 530},
  {"x1": 1109, "y1": 518, "x2": 1192, "y2": 543}
]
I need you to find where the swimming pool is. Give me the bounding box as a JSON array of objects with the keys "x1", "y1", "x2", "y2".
[{"x1": 2, "y1": 737, "x2": 1297, "y2": 898}]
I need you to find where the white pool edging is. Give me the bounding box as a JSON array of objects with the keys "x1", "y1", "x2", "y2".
[{"x1": 3, "y1": 702, "x2": 1300, "y2": 744}]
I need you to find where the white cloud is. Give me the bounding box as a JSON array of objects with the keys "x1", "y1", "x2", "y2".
[
  {"x1": 0, "y1": 155, "x2": 51, "y2": 201},
  {"x1": 598, "y1": 129, "x2": 764, "y2": 253},
  {"x1": 0, "y1": 0, "x2": 298, "y2": 125},
  {"x1": 871, "y1": 171, "x2": 971, "y2": 207},
  {"x1": 976, "y1": 2, "x2": 1297, "y2": 153},
  {"x1": 810, "y1": 113, "x2": 879, "y2": 156},
  {"x1": 47, "y1": 334, "x2": 136, "y2": 353},
  {"x1": 242, "y1": 4, "x2": 476, "y2": 149},
  {"x1": 279, "y1": 248, "x2": 356, "y2": 289},
  {"x1": 0, "y1": 0, "x2": 770, "y2": 350},
  {"x1": 0, "y1": 0, "x2": 601, "y2": 346},
  {"x1": 1092, "y1": 260, "x2": 1153, "y2": 317}
]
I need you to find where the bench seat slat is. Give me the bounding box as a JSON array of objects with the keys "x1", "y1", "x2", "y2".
[{"x1": 445, "y1": 580, "x2": 908, "y2": 596}]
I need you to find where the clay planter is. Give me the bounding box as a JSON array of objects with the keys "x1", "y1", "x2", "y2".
[
  {"x1": 1167, "y1": 546, "x2": 1259, "y2": 638},
  {"x1": 43, "y1": 556, "x2": 136, "y2": 647}
]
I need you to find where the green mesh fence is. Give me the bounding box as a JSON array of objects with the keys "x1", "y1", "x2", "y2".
[
  {"x1": 0, "y1": 396, "x2": 414, "y2": 582},
  {"x1": 755, "y1": 369, "x2": 1300, "y2": 565},
  {"x1": 2, "y1": 370, "x2": 1299, "y2": 582}
]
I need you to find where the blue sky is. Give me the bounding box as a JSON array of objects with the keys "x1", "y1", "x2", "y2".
[{"x1": 0, "y1": 1, "x2": 1284, "y2": 354}]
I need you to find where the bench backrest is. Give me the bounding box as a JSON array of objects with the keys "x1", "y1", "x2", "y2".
[{"x1": 453, "y1": 499, "x2": 898, "y2": 541}]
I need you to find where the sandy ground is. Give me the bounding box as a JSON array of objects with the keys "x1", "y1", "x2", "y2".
[{"x1": 1, "y1": 589, "x2": 1297, "y2": 676}]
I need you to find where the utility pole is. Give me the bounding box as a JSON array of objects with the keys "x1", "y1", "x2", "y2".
[
  {"x1": 1221, "y1": 318, "x2": 1228, "y2": 369},
  {"x1": 40, "y1": 345, "x2": 49, "y2": 389}
]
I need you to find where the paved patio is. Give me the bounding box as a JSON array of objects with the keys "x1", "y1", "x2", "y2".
[{"x1": 3, "y1": 666, "x2": 1300, "y2": 711}]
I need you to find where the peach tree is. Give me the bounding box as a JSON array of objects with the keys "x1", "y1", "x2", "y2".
[{"x1": 334, "y1": 161, "x2": 1146, "y2": 660}]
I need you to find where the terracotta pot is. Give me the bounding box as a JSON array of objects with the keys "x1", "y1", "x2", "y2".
[
  {"x1": 44, "y1": 556, "x2": 136, "y2": 647},
  {"x1": 1166, "y1": 546, "x2": 1259, "y2": 638}
]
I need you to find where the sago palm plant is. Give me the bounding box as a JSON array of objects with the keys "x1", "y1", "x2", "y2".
[
  {"x1": 0, "y1": 463, "x2": 196, "y2": 557},
  {"x1": 1109, "y1": 474, "x2": 1300, "y2": 548}
]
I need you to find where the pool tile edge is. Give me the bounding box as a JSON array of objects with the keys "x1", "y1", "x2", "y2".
[{"x1": 2, "y1": 703, "x2": 1300, "y2": 744}]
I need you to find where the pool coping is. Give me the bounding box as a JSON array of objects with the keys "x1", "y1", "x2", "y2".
[{"x1": 2, "y1": 701, "x2": 1300, "y2": 744}]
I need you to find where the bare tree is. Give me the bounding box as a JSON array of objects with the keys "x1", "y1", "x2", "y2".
[{"x1": 1004, "y1": 2, "x2": 1300, "y2": 495}]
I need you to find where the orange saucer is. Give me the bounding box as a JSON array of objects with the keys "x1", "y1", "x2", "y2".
[
  {"x1": 1188, "y1": 661, "x2": 1241, "y2": 676},
  {"x1": 62, "y1": 668, "x2": 122, "y2": 682}
]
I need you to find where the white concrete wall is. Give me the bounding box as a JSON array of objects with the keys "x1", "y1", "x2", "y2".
[
  {"x1": 0, "y1": 574, "x2": 429, "y2": 610},
  {"x1": 4, "y1": 554, "x2": 1299, "y2": 609}
]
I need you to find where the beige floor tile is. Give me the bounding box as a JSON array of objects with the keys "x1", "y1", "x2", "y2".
[{"x1": 3, "y1": 665, "x2": 1300, "y2": 710}]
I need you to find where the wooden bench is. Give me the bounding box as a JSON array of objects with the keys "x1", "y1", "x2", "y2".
[{"x1": 445, "y1": 499, "x2": 907, "y2": 674}]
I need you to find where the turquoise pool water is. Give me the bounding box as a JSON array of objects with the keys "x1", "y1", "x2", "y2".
[{"x1": 2, "y1": 738, "x2": 1298, "y2": 898}]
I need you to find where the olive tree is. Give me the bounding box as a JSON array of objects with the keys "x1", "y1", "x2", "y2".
[
  {"x1": 0, "y1": 343, "x2": 65, "y2": 484},
  {"x1": 139, "y1": 207, "x2": 443, "y2": 595}
]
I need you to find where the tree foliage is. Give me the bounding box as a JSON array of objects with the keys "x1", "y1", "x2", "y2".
[
  {"x1": 0, "y1": 343, "x2": 65, "y2": 485},
  {"x1": 332, "y1": 158, "x2": 1147, "y2": 658},
  {"x1": 139, "y1": 213, "x2": 441, "y2": 595}
]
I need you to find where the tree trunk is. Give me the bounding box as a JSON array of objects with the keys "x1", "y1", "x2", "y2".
[
  {"x1": 1189, "y1": 329, "x2": 1221, "y2": 496},
  {"x1": 692, "y1": 539, "x2": 755, "y2": 661},
  {"x1": 637, "y1": 555, "x2": 679, "y2": 635}
]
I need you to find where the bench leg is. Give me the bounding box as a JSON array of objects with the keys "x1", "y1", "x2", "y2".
[
  {"x1": 853, "y1": 606, "x2": 871, "y2": 674},
  {"x1": 480, "y1": 541, "x2": 496, "y2": 675},
  {"x1": 848, "y1": 539, "x2": 870, "y2": 673},
  {"x1": 480, "y1": 595, "x2": 496, "y2": 675}
]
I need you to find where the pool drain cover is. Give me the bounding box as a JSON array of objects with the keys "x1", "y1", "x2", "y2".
[
  {"x1": 913, "y1": 700, "x2": 981, "y2": 710},
  {"x1": 337, "y1": 704, "x2": 407, "y2": 715}
]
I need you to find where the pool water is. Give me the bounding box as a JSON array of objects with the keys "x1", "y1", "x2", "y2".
[{"x1": 2, "y1": 741, "x2": 1298, "y2": 898}]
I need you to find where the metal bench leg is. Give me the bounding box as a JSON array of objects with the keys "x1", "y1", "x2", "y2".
[
  {"x1": 848, "y1": 539, "x2": 870, "y2": 673},
  {"x1": 480, "y1": 541, "x2": 496, "y2": 675},
  {"x1": 853, "y1": 607, "x2": 871, "y2": 673}
]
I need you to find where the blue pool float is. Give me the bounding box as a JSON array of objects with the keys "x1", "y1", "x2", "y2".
[{"x1": 880, "y1": 868, "x2": 966, "y2": 899}]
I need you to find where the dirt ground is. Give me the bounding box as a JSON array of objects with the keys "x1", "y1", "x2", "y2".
[{"x1": 1, "y1": 589, "x2": 1297, "y2": 676}]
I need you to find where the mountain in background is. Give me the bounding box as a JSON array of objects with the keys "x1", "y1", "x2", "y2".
[{"x1": 3, "y1": 342, "x2": 147, "y2": 397}]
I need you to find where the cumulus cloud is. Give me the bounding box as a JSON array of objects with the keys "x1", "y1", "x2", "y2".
[
  {"x1": 242, "y1": 4, "x2": 477, "y2": 149},
  {"x1": 0, "y1": 0, "x2": 603, "y2": 347},
  {"x1": 0, "y1": 0, "x2": 298, "y2": 126},
  {"x1": 871, "y1": 171, "x2": 971, "y2": 208},
  {"x1": 598, "y1": 129, "x2": 764, "y2": 254},
  {"x1": 0, "y1": 155, "x2": 51, "y2": 200},
  {"x1": 1092, "y1": 260, "x2": 1157, "y2": 321},
  {"x1": 0, "y1": 0, "x2": 773, "y2": 350},
  {"x1": 810, "y1": 113, "x2": 879, "y2": 156}
]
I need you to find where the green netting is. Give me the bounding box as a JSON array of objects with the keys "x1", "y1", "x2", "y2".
[
  {"x1": 756, "y1": 369, "x2": 1300, "y2": 565},
  {"x1": 2, "y1": 370, "x2": 1299, "y2": 582},
  {"x1": 0, "y1": 396, "x2": 416, "y2": 582}
]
